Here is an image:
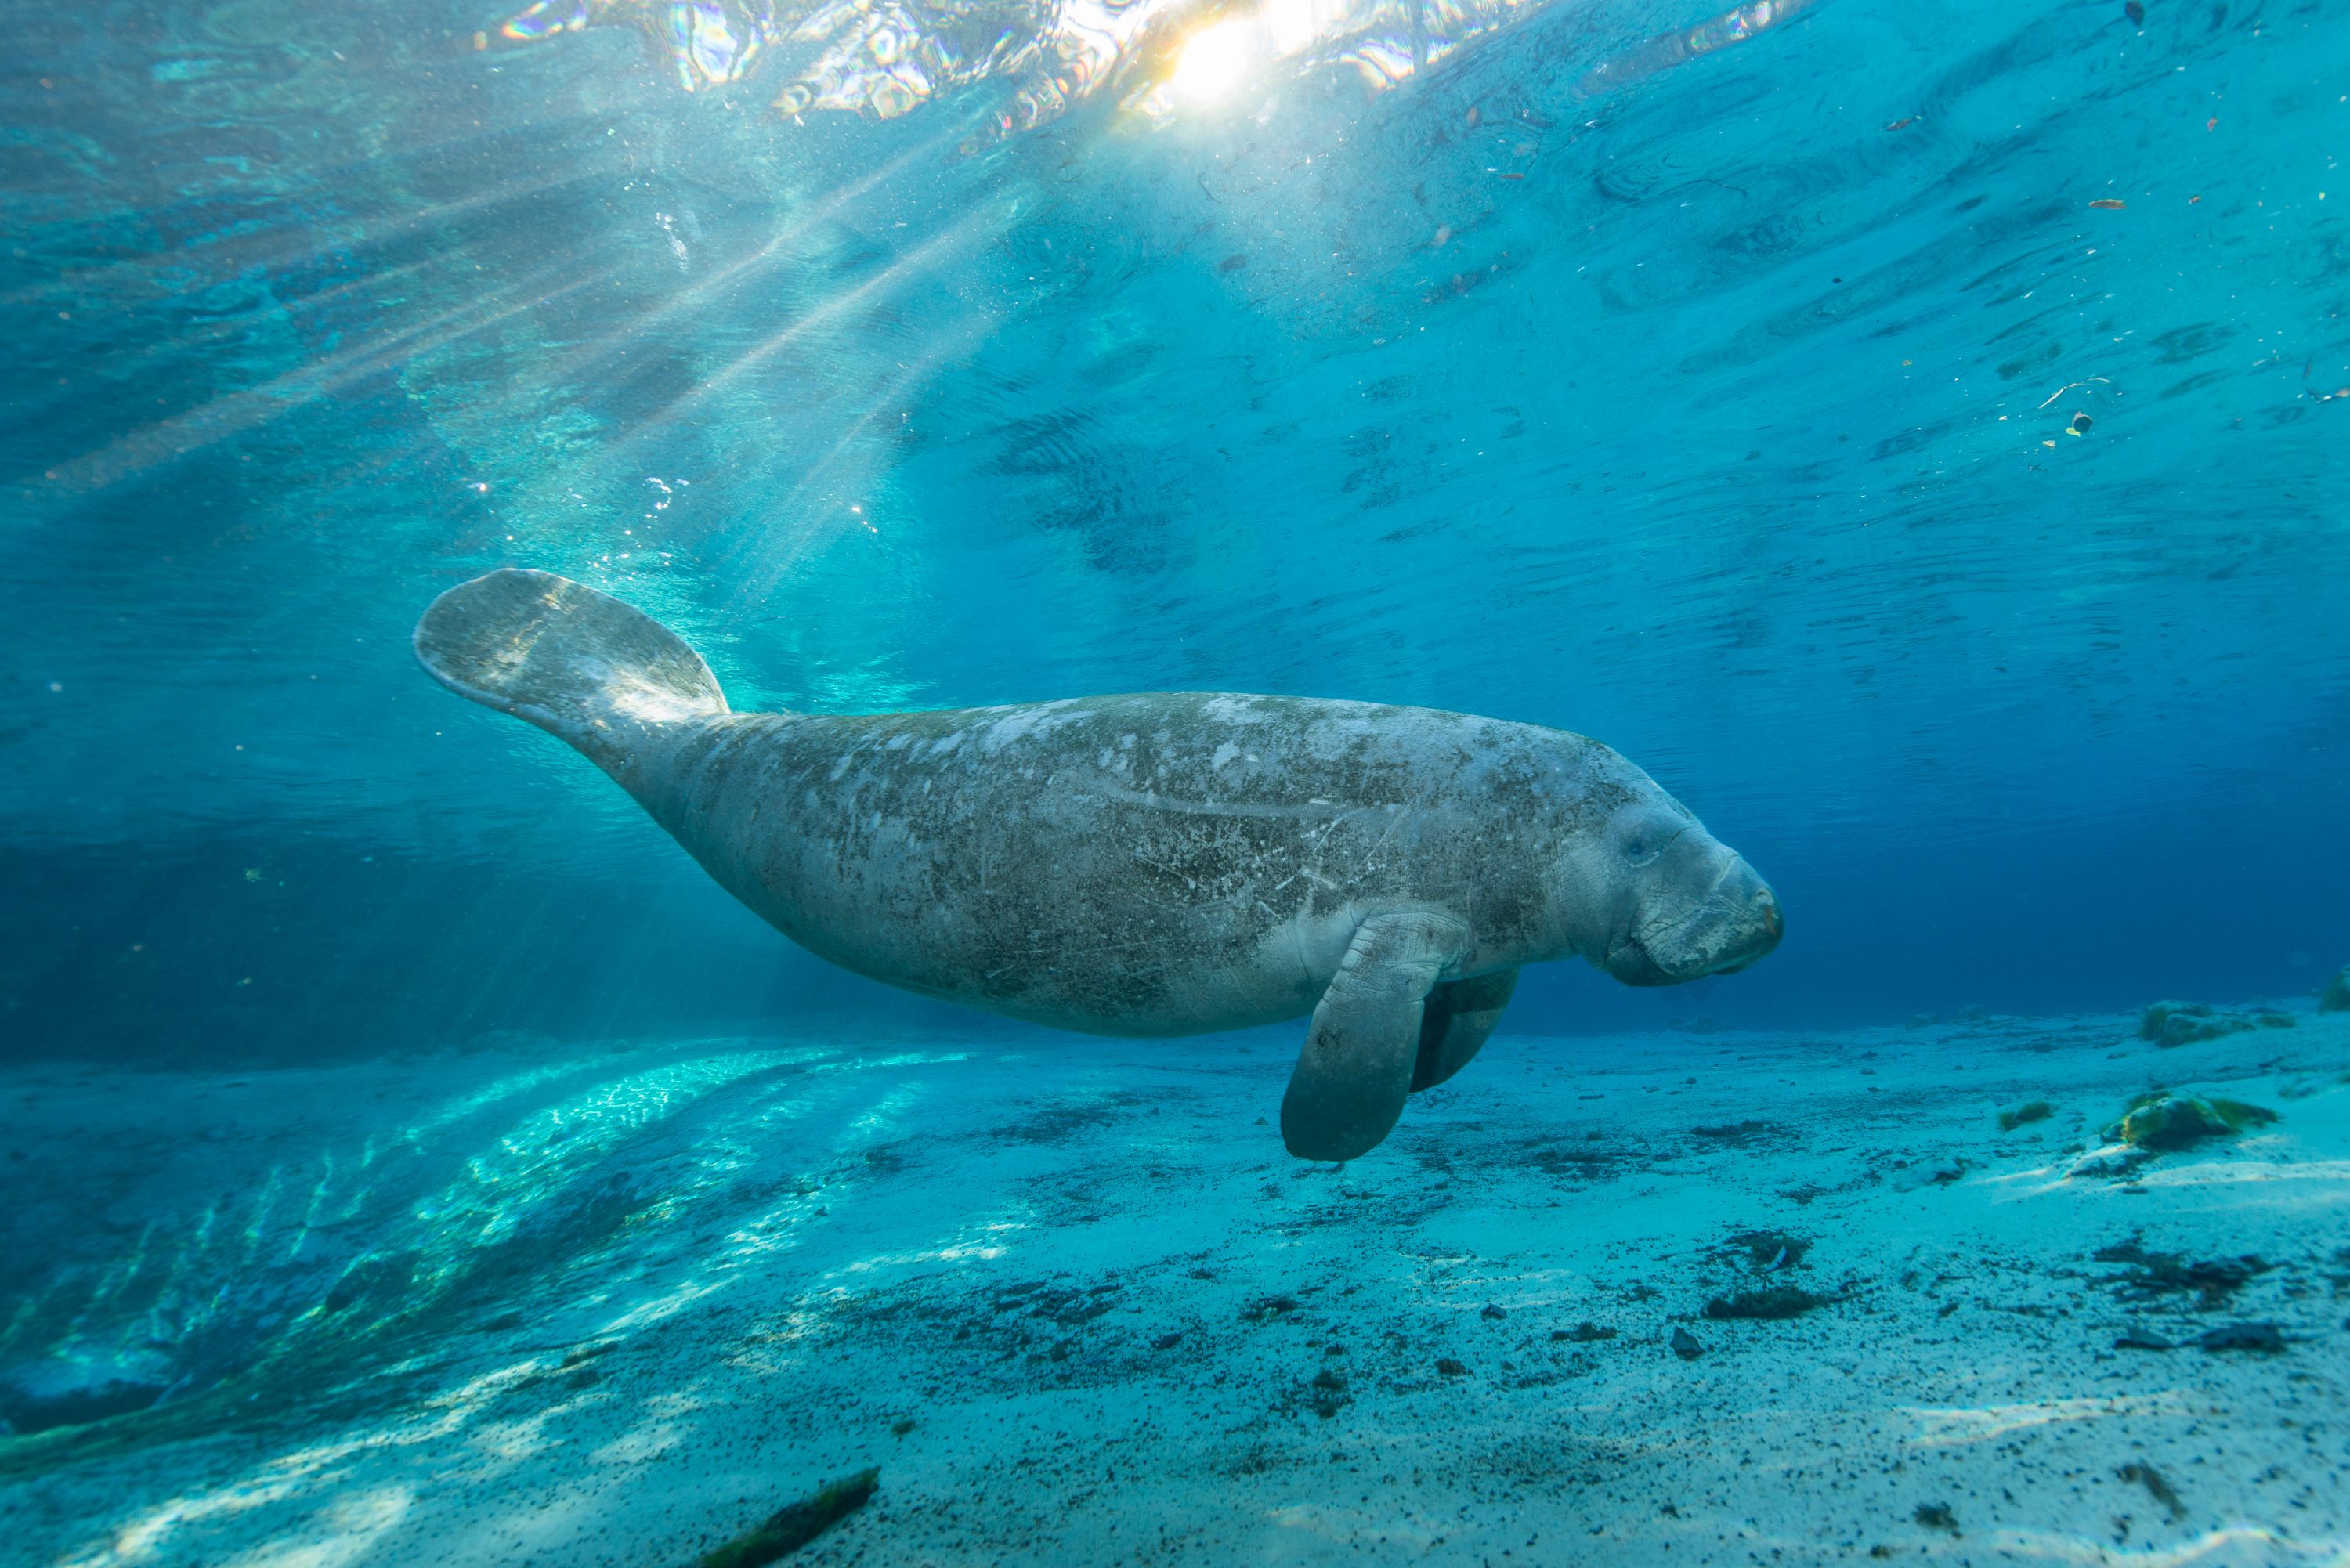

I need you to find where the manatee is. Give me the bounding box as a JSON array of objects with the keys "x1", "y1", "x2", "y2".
[{"x1": 415, "y1": 569, "x2": 1783, "y2": 1159}]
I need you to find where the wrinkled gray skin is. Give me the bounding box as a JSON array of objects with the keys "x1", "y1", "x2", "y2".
[{"x1": 416, "y1": 569, "x2": 1783, "y2": 1161}]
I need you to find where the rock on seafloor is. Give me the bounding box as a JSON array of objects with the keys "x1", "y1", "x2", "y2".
[{"x1": 2323, "y1": 966, "x2": 2350, "y2": 1013}]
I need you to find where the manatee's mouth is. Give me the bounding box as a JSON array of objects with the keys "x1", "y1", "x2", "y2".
[
  {"x1": 1607, "y1": 862, "x2": 1784, "y2": 988},
  {"x1": 1603, "y1": 941, "x2": 1676, "y2": 988}
]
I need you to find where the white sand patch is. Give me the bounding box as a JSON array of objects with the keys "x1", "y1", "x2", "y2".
[{"x1": 3, "y1": 1009, "x2": 2346, "y2": 1566}]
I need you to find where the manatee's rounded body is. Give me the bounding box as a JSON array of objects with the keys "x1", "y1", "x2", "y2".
[
  {"x1": 416, "y1": 569, "x2": 1781, "y2": 1159},
  {"x1": 635, "y1": 695, "x2": 1600, "y2": 1036}
]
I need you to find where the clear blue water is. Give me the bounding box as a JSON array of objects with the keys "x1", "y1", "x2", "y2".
[{"x1": 4, "y1": 1, "x2": 2348, "y2": 1562}]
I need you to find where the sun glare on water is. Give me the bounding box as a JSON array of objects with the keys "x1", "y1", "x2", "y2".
[
  {"x1": 1171, "y1": 18, "x2": 1263, "y2": 101},
  {"x1": 1166, "y1": 0, "x2": 1332, "y2": 106}
]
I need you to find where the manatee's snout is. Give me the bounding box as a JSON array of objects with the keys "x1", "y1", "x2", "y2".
[
  {"x1": 1709, "y1": 872, "x2": 1783, "y2": 974},
  {"x1": 1607, "y1": 855, "x2": 1783, "y2": 988}
]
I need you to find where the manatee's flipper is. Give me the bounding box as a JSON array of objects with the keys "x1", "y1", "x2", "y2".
[
  {"x1": 414, "y1": 568, "x2": 727, "y2": 774},
  {"x1": 1281, "y1": 912, "x2": 1471, "y2": 1162},
  {"x1": 1411, "y1": 969, "x2": 1518, "y2": 1092}
]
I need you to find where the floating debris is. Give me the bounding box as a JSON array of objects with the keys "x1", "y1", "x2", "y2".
[{"x1": 2089, "y1": 197, "x2": 2128, "y2": 209}]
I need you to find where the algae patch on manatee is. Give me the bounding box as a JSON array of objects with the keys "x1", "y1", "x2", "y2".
[{"x1": 696, "y1": 1468, "x2": 879, "y2": 1567}]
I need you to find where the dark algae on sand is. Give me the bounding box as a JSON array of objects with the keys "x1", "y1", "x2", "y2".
[{"x1": 696, "y1": 1469, "x2": 879, "y2": 1568}]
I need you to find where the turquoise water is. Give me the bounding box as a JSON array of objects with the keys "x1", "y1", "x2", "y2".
[{"x1": 4, "y1": 1, "x2": 2348, "y2": 1563}]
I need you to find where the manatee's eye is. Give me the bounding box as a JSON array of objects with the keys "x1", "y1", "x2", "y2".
[{"x1": 1622, "y1": 815, "x2": 1684, "y2": 869}]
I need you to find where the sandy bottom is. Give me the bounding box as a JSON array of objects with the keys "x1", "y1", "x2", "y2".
[{"x1": 3, "y1": 1005, "x2": 2346, "y2": 1566}]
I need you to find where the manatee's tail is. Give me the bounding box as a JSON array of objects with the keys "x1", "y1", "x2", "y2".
[{"x1": 414, "y1": 569, "x2": 727, "y2": 773}]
